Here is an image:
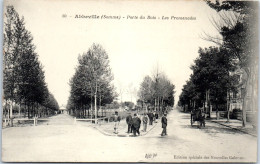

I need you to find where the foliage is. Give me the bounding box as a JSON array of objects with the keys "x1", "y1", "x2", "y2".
[
  {"x1": 67, "y1": 43, "x2": 116, "y2": 116},
  {"x1": 179, "y1": 46, "x2": 238, "y2": 111},
  {"x1": 138, "y1": 73, "x2": 175, "y2": 109},
  {"x1": 205, "y1": 0, "x2": 258, "y2": 124},
  {"x1": 3, "y1": 5, "x2": 59, "y2": 118},
  {"x1": 206, "y1": 0, "x2": 258, "y2": 70}
]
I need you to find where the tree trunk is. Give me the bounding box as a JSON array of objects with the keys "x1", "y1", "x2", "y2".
[
  {"x1": 28, "y1": 102, "x2": 30, "y2": 118},
  {"x1": 216, "y1": 103, "x2": 219, "y2": 120},
  {"x1": 91, "y1": 88, "x2": 93, "y2": 119},
  {"x1": 242, "y1": 88, "x2": 247, "y2": 127},
  {"x1": 207, "y1": 90, "x2": 211, "y2": 118},
  {"x1": 18, "y1": 102, "x2": 21, "y2": 117},
  {"x1": 94, "y1": 82, "x2": 97, "y2": 124},
  {"x1": 99, "y1": 90, "x2": 102, "y2": 117},
  {"x1": 227, "y1": 91, "x2": 230, "y2": 123},
  {"x1": 10, "y1": 99, "x2": 13, "y2": 119},
  {"x1": 241, "y1": 67, "x2": 250, "y2": 127},
  {"x1": 154, "y1": 98, "x2": 157, "y2": 111}
]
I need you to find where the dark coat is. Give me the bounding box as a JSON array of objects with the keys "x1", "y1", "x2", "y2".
[
  {"x1": 161, "y1": 116, "x2": 167, "y2": 128},
  {"x1": 155, "y1": 113, "x2": 159, "y2": 119},
  {"x1": 148, "y1": 112, "x2": 154, "y2": 119},
  {"x1": 126, "y1": 115, "x2": 133, "y2": 124},
  {"x1": 132, "y1": 117, "x2": 141, "y2": 128}
]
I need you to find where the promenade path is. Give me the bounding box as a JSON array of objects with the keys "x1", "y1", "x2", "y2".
[{"x1": 2, "y1": 109, "x2": 257, "y2": 162}]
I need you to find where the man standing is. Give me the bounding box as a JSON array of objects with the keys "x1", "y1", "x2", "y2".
[
  {"x1": 132, "y1": 113, "x2": 141, "y2": 136},
  {"x1": 114, "y1": 111, "x2": 121, "y2": 134},
  {"x1": 161, "y1": 113, "x2": 167, "y2": 136},
  {"x1": 126, "y1": 112, "x2": 133, "y2": 133},
  {"x1": 142, "y1": 113, "x2": 148, "y2": 132},
  {"x1": 148, "y1": 110, "x2": 154, "y2": 125}
]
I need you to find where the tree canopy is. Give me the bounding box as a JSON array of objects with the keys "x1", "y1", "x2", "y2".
[
  {"x1": 178, "y1": 46, "x2": 238, "y2": 111},
  {"x1": 138, "y1": 71, "x2": 175, "y2": 112},
  {"x1": 3, "y1": 6, "x2": 59, "y2": 118},
  {"x1": 67, "y1": 43, "x2": 116, "y2": 118}
]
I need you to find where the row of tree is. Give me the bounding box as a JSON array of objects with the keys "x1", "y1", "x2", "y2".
[
  {"x1": 138, "y1": 70, "x2": 175, "y2": 114},
  {"x1": 3, "y1": 6, "x2": 59, "y2": 119},
  {"x1": 178, "y1": 47, "x2": 237, "y2": 115},
  {"x1": 67, "y1": 43, "x2": 117, "y2": 122},
  {"x1": 178, "y1": 1, "x2": 258, "y2": 126}
]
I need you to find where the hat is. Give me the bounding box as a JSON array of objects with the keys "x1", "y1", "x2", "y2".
[{"x1": 134, "y1": 113, "x2": 137, "y2": 116}]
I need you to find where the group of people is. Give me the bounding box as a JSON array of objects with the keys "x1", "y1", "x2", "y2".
[
  {"x1": 123, "y1": 111, "x2": 167, "y2": 137},
  {"x1": 125, "y1": 113, "x2": 142, "y2": 136},
  {"x1": 112, "y1": 110, "x2": 168, "y2": 136}
]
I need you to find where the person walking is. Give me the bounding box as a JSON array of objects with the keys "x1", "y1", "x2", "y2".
[
  {"x1": 153, "y1": 111, "x2": 157, "y2": 123},
  {"x1": 148, "y1": 110, "x2": 154, "y2": 125},
  {"x1": 126, "y1": 112, "x2": 133, "y2": 133},
  {"x1": 132, "y1": 113, "x2": 141, "y2": 136},
  {"x1": 142, "y1": 113, "x2": 148, "y2": 132},
  {"x1": 113, "y1": 111, "x2": 121, "y2": 134},
  {"x1": 161, "y1": 113, "x2": 167, "y2": 136},
  {"x1": 155, "y1": 111, "x2": 159, "y2": 120}
]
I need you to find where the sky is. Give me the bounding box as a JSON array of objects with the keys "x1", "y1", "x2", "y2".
[{"x1": 5, "y1": 0, "x2": 219, "y2": 107}]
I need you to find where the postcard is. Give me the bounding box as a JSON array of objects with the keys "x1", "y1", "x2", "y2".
[{"x1": 2, "y1": 0, "x2": 258, "y2": 162}]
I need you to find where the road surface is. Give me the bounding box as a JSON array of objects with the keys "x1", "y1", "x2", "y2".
[{"x1": 2, "y1": 109, "x2": 257, "y2": 162}]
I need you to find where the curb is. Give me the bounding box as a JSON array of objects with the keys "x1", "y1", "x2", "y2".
[
  {"x1": 140, "y1": 122, "x2": 158, "y2": 136},
  {"x1": 210, "y1": 120, "x2": 257, "y2": 137},
  {"x1": 93, "y1": 126, "x2": 117, "y2": 136},
  {"x1": 93, "y1": 123, "x2": 158, "y2": 137}
]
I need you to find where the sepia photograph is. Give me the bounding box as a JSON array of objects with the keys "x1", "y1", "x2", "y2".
[{"x1": 2, "y1": 0, "x2": 259, "y2": 162}]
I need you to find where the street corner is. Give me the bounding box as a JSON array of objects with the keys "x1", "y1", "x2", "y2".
[
  {"x1": 92, "y1": 122, "x2": 158, "y2": 137},
  {"x1": 92, "y1": 125, "x2": 117, "y2": 137}
]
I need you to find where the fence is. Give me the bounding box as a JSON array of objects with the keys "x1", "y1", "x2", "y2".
[
  {"x1": 2, "y1": 117, "x2": 46, "y2": 127},
  {"x1": 74, "y1": 117, "x2": 108, "y2": 124}
]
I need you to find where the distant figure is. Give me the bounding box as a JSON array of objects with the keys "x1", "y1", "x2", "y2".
[
  {"x1": 132, "y1": 113, "x2": 141, "y2": 136},
  {"x1": 148, "y1": 111, "x2": 154, "y2": 125},
  {"x1": 142, "y1": 113, "x2": 149, "y2": 132},
  {"x1": 161, "y1": 113, "x2": 167, "y2": 136},
  {"x1": 114, "y1": 111, "x2": 121, "y2": 134},
  {"x1": 155, "y1": 111, "x2": 159, "y2": 120},
  {"x1": 126, "y1": 112, "x2": 133, "y2": 133},
  {"x1": 153, "y1": 111, "x2": 157, "y2": 123}
]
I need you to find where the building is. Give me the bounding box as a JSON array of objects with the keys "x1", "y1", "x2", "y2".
[
  {"x1": 59, "y1": 105, "x2": 67, "y2": 114},
  {"x1": 229, "y1": 67, "x2": 257, "y2": 125}
]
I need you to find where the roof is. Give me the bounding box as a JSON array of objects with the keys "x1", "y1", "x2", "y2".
[{"x1": 59, "y1": 105, "x2": 67, "y2": 110}]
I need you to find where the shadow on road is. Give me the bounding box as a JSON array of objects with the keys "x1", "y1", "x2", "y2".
[{"x1": 179, "y1": 124, "x2": 244, "y2": 137}]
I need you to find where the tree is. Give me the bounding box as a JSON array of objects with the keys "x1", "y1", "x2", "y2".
[
  {"x1": 3, "y1": 6, "x2": 59, "y2": 119},
  {"x1": 138, "y1": 75, "x2": 155, "y2": 108},
  {"x1": 179, "y1": 46, "x2": 238, "y2": 120},
  {"x1": 205, "y1": 0, "x2": 258, "y2": 126},
  {"x1": 138, "y1": 72, "x2": 175, "y2": 114},
  {"x1": 68, "y1": 43, "x2": 116, "y2": 123}
]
